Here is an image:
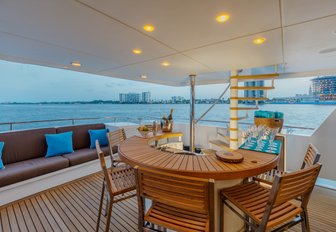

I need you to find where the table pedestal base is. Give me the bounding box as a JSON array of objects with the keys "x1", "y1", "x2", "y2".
[{"x1": 214, "y1": 179, "x2": 244, "y2": 232}]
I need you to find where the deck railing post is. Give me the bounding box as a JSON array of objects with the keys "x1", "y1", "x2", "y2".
[{"x1": 189, "y1": 74, "x2": 196, "y2": 152}]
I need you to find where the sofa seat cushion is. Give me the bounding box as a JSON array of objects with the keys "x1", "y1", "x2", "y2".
[
  {"x1": 62, "y1": 146, "x2": 111, "y2": 166},
  {"x1": 0, "y1": 156, "x2": 69, "y2": 188}
]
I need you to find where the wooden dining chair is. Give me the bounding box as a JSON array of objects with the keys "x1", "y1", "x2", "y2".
[
  {"x1": 135, "y1": 166, "x2": 215, "y2": 232},
  {"x1": 107, "y1": 128, "x2": 127, "y2": 167},
  {"x1": 220, "y1": 163, "x2": 322, "y2": 232},
  {"x1": 254, "y1": 143, "x2": 321, "y2": 185},
  {"x1": 95, "y1": 140, "x2": 136, "y2": 232}
]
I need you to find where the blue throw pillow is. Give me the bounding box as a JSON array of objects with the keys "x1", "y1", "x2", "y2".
[
  {"x1": 45, "y1": 132, "x2": 74, "y2": 157},
  {"x1": 0, "y1": 142, "x2": 4, "y2": 170},
  {"x1": 89, "y1": 129, "x2": 108, "y2": 149}
]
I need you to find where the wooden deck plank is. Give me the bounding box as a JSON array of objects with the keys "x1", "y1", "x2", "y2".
[
  {"x1": 40, "y1": 194, "x2": 70, "y2": 232},
  {"x1": 12, "y1": 203, "x2": 28, "y2": 232},
  {"x1": 0, "y1": 172, "x2": 335, "y2": 232},
  {"x1": 6, "y1": 206, "x2": 20, "y2": 232},
  {"x1": 29, "y1": 198, "x2": 54, "y2": 232},
  {"x1": 40, "y1": 192, "x2": 77, "y2": 232},
  {"x1": 19, "y1": 201, "x2": 37, "y2": 232},
  {"x1": 79, "y1": 177, "x2": 137, "y2": 232},
  {"x1": 24, "y1": 200, "x2": 45, "y2": 232},
  {"x1": 48, "y1": 190, "x2": 86, "y2": 232},
  {"x1": 0, "y1": 208, "x2": 10, "y2": 232}
]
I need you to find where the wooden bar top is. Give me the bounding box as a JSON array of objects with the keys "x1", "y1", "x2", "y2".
[{"x1": 119, "y1": 136, "x2": 279, "y2": 180}]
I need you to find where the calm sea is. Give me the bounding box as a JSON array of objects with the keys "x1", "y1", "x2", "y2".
[{"x1": 0, "y1": 104, "x2": 335, "y2": 135}]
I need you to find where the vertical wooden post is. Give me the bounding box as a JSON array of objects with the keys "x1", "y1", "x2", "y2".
[{"x1": 230, "y1": 70, "x2": 239, "y2": 150}]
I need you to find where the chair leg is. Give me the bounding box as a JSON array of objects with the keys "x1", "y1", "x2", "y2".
[
  {"x1": 104, "y1": 183, "x2": 110, "y2": 217},
  {"x1": 96, "y1": 183, "x2": 105, "y2": 232},
  {"x1": 301, "y1": 208, "x2": 310, "y2": 232},
  {"x1": 105, "y1": 198, "x2": 114, "y2": 232},
  {"x1": 220, "y1": 199, "x2": 224, "y2": 232}
]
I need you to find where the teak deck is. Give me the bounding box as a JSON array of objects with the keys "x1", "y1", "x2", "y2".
[{"x1": 0, "y1": 172, "x2": 335, "y2": 231}]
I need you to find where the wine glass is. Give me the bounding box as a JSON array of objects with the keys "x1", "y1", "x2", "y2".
[{"x1": 269, "y1": 128, "x2": 279, "y2": 150}]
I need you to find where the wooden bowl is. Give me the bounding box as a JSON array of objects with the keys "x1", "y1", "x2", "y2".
[
  {"x1": 215, "y1": 151, "x2": 244, "y2": 163},
  {"x1": 138, "y1": 130, "x2": 151, "y2": 138}
]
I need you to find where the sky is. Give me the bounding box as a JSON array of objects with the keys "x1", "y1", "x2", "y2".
[{"x1": 0, "y1": 60, "x2": 312, "y2": 102}]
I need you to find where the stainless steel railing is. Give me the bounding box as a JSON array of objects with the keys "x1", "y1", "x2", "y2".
[{"x1": 0, "y1": 116, "x2": 315, "y2": 134}]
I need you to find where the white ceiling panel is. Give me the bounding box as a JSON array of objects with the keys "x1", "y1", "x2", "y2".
[
  {"x1": 283, "y1": 0, "x2": 336, "y2": 26},
  {"x1": 284, "y1": 15, "x2": 336, "y2": 74},
  {"x1": 100, "y1": 54, "x2": 212, "y2": 86},
  {"x1": 184, "y1": 29, "x2": 283, "y2": 72},
  {"x1": 0, "y1": 31, "x2": 113, "y2": 72},
  {"x1": 0, "y1": 0, "x2": 175, "y2": 69},
  {"x1": 0, "y1": 0, "x2": 335, "y2": 86},
  {"x1": 79, "y1": 0, "x2": 281, "y2": 51}
]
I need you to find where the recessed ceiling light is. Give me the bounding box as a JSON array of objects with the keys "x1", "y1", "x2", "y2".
[
  {"x1": 140, "y1": 75, "x2": 147, "y2": 79},
  {"x1": 143, "y1": 24, "x2": 155, "y2": 32},
  {"x1": 71, "y1": 61, "x2": 81, "y2": 67},
  {"x1": 253, "y1": 38, "x2": 266, "y2": 45},
  {"x1": 161, "y1": 61, "x2": 171, "y2": 67},
  {"x1": 216, "y1": 13, "x2": 230, "y2": 23},
  {"x1": 133, "y1": 49, "x2": 142, "y2": 54}
]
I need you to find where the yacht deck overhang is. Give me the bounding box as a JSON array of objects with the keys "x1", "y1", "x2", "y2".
[{"x1": 1, "y1": 0, "x2": 336, "y2": 86}]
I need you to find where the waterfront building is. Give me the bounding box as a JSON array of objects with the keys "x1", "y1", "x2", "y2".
[
  {"x1": 311, "y1": 76, "x2": 336, "y2": 100},
  {"x1": 244, "y1": 81, "x2": 265, "y2": 103},
  {"x1": 119, "y1": 93, "x2": 127, "y2": 103},
  {"x1": 119, "y1": 93, "x2": 140, "y2": 103},
  {"x1": 141, "y1": 91, "x2": 151, "y2": 103}
]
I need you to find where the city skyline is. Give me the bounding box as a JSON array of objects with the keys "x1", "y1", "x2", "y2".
[{"x1": 0, "y1": 60, "x2": 313, "y2": 102}]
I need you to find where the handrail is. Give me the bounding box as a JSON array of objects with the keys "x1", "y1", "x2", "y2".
[
  {"x1": 199, "y1": 119, "x2": 315, "y2": 131},
  {"x1": 195, "y1": 84, "x2": 230, "y2": 124},
  {"x1": 0, "y1": 116, "x2": 315, "y2": 132},
  {"x1": 0, "y1": 116, "x2": 136, "y2": 131}
]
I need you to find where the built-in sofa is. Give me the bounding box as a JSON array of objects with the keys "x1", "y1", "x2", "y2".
[{"x1": 0, "y1": 123, "x2": 114, "y2": 188}]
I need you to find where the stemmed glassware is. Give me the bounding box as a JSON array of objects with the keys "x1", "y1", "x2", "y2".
[{"x1": 242, "y1": 125, "x2": 279, "y2": 152}]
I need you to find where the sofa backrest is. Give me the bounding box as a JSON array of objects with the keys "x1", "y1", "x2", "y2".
[
  {"x1": 56, "y1": 123, "x2": 105, "y2": 150},
  {"x1": 0, "y1": 128, "x2": 57, "y2": 164}
]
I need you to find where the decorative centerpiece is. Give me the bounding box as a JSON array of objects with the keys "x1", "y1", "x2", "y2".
[
  {"x1": 215, "y1": 151, "x2": 244, "y2": 163},
  {"x1": 161, "y1": 108, "x2": 174, "y2": 132},
  {"x1": 137, "y1": 125, "x2": 152, "y2": 137}
]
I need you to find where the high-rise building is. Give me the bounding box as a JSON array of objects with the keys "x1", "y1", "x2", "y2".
[
  {"x1": 311, "y1": 76, "x2": 336, "y2": 95},
  {"x1": 311, "y1": 76, "x2": 336, "y2": 101},
  {"x1": 243, "y1": 81, "x2": 265, "y2": 103},
  {"x1": 119, "y1": 93, "x2": 127, "y2": 103},
  {"x1": 141, "y1": 91, "x2": 151, "y2": 103}
]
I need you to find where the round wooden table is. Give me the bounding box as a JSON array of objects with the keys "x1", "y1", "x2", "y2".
[
  {"x1": 119, "y1": 135, "x2": 279, "y2": 232},
  {"x1": 119, "y1": 136, "x2": 278, "y2": 180}
]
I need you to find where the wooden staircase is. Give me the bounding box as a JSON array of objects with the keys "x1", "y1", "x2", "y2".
[
  {"x1": 209, "y1": 73, "x2": 278, "y2": 150},
  {"x1": 229, "y1": 73, "x2": 278, "y2": 115}
]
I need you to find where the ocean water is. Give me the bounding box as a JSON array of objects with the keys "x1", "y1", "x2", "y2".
[{"x1": 0, "y1": 104, "x2": 335, "y2": 134}]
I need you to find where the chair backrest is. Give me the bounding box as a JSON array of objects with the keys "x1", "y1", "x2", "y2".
[
  {"x1": 96, "y1": 140, "x2": 114, "y2": 195},
  {"x1": 301, "y1": 144, "x2": 321, "y2": 169},
  {"x1": 269, "y1": 163, "x2": 322, "y2": 207},
  {"x1": 107, "y1": 128, "x2": 126, "y2": 155},
  {"x1": 136, "y1": 167, "x2": 214, "y2": 216}
]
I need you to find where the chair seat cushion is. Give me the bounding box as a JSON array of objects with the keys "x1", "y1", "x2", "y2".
[
  {"x1": 0, "y1": 156, "x2": 69, "y2": 187},
  {"x1": 62, "y1": 147, "x2": 110, "y2": 166}
]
